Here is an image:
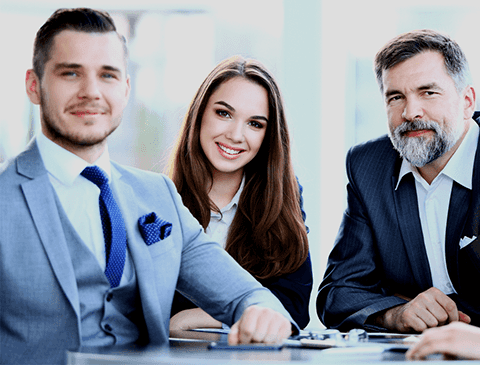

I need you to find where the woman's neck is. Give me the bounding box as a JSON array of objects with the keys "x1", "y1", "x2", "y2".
[{"x1": 208, "y1": 170, "x2": 243, "y2": 210}]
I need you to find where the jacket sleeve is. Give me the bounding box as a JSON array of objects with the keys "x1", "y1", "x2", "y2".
[
  {"x1": 259, "y1": 253, "x2": 312, "y2": 329},
  {"x1": 316, "y1": 146, "x2": 407, "y2": 331},
  {"x1": 171, "y1": 255, "x2": 312, "y2": 330},
  {"x1": 164, "y1": 176, "x2": 299, "y2": 331}
]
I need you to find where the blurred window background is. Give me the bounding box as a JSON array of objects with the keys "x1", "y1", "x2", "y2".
[{"x1": 1, "y1": 0, "x2": 480, "y2": 330}]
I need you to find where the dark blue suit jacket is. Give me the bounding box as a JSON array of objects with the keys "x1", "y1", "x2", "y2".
[{"x1": 318, "y1": 112, "x2": 480, "y2": 331}]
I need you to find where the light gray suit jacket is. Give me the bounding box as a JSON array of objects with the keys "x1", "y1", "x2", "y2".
[{"x1": 0, "y1": 140, "x2": 294, "y2": 364}]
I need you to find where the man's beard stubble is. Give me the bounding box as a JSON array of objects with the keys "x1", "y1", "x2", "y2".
[
  {"x1": 40, "y1": 93, "x2": 118, "y2": 149},
  {"x1": 389, "y1": 119, "x2": 461, "y2": 167}
]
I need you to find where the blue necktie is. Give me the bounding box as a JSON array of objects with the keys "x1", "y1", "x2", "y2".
[{"x1": 81, "y1": 166, "x2": 126, "y2": 288}]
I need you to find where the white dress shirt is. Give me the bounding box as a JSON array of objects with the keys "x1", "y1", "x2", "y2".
[
  {"x1": 36, "y1": 132, "x2": 134, "y2": 285},
  {"x1": 396, "y1": 119, "x2": 478, "y2": 294},
  {"x1": 206, "y1": 177, "x2": 245, "y2": 248}
]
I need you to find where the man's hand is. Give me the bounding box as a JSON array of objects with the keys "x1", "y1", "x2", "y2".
[
  {"x1": 374, "y1": 287, "x2": 470, "y2": 332},
  {"x1": 227, "y1": 305, "x2": 292, "y2": 345},
  {"x1": 406, "y1": 322, "x2": 480, "y2": 360}
]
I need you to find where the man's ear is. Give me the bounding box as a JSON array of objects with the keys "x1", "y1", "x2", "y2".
[
  {"x1": 125, "y1": 75, "x2": 131, "y2": 100},
  {"x1": 26, "y1": 69, "x2": 41, "y2": 105},
  {"x1": 463, "y1": 85, "x2": 476, "y2": 120}
]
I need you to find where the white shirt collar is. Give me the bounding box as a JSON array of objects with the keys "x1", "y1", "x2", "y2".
[
  {"x1": 211, "y1": 175, "x2": 245, "y2": 218},
  {"x1": 36, "y1": 131, "x2": 111, "y2": 186},
  {"x1": 396, "y1": 119, "x2": 478, "y2": 190}
]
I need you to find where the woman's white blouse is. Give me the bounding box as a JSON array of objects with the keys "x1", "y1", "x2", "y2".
[{"x1": 205, "y1": 177, "x2": 245, "y2": 248}]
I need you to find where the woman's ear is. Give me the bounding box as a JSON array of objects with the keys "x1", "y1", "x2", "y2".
[{"x1": 25, "y1": 69, "x2": 41, "y2": 105}]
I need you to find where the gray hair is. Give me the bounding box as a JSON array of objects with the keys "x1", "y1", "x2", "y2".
[{"x1": 374, "y1": 29, "x2": 472, "y2": 93}]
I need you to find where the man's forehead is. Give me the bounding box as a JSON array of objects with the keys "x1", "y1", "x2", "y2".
[
  {"x1": 382, "y1": 52, "x2": 451, "y2": 90},
  {"x1": 48, "y1": 30, "x2": 127, "y2": 71}
]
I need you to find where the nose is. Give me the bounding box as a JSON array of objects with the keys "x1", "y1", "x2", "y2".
[
  {"x1": 226, "y1": 121, "x2": 246, "y2": 143},
  {"x1": 402, "y1": 97, "x2": 424, "y2": 121},
  {"x1": 78, "y1": 75, "x2": 101, "y2": 100}
]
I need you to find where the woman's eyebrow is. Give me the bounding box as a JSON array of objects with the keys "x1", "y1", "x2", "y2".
[{"x1": 214, "y1": 101, "x2": 235, "y2": 112}]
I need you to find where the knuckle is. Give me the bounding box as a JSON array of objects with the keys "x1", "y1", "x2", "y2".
[
  {"x1": 251, "y1": 332, "x2": 266, "y2": 343},
  {"x1": 263, "y1": 334, "x2": 277, "y2": 344},
  {"x1": 437, "y1": 312, "x2": 448, "y2": 323},
  {"x1": 260, "y1": 307, "x2": 273, "y2": 316},
  {"x1": 417, "y1": 291, "x2": 428, "y2": 300},
  {"x1": 242, "y1": 326, "x2": 254, "y2": 338},
  {"x1": 414, "y1": 322, "x2": 428, "y2": 332},
  {"x1": 244, "y1": 305, "x2": 255, "y2": 314},
  {"x1": 429, "y1": 318, "x2": 439, "y2": 328},
  {"x1": 402, "y1": 308, "x2": 415, "y2": 321},
  {"x1": 408, "y1": 300, "x2": 422, "y2": 311},
  {"x1": 444, "y1": 301, "x2": 456, "y2": 313}
]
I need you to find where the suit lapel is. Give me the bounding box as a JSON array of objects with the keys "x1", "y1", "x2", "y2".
[
  {"x1": 449, "y1": 122, "x2": 480, "y2": 293},
  {"x1": 110, "y1": 165, "x2": 168, "y2": 340},
  {"x1": 392, "y1": 172, "x2": 433, "y2": 290},
  {"x1": 18, "y1": 142, "x2": 80, "y2": 318},
  {"x1": 445, "y1": 182, "x2": 471, "y2": 291},
  {"x1": 461, "y1": 116, "x2": 480, "y2": 240},
  {"x1": 460, "y1": 116, "x2": 480, "y2": 240}
]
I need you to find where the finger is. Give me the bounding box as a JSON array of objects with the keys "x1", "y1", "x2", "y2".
[
  {"x1": 406, "y1": 340, "x2": 432, "y2": 360},
  {"x1": 459, "y1": 311, "x2": 471, "y2": 324},
  {"x1": 400, "y1": 303, "x2": 436, "y2": 332},
  {"x1": 407, "y1": 335, "x2": 454, "y2": 360},
  {"x1": 385, "y1": 303, "x2": 422, "y2": 332},
  {"x1": 263, "y1": 310, "x2": 292, "y2": 343},
  {"x1": 409, "y1": 288, "x2": 458, "y2": 328},
  {"x1": 277, "y1": 316, "x2": 293, "y2": 342},
  {"x1": 250, "y1": 313, "x2": 270, "y2": 343},
  {"x1": 405, "y1": 328, "x2": 442, "y2": 360},
  {"x1": 405, "y1": 339, "x2": 425, "y2": 360},
  {"x1": 422, "y1": 306, "x2": 448, "y2": 328},
  {"x1": 440, "y1": 299, "x2": 459, "y2": 324},
  {"x1": 238, "y1": 307, "x2": 261, "y2": 344},
  {"x1": 424, "y1": 288, "x2": 459, "y2": 324},
  {"x1": 254, "y1": 312, "x2": 286, "y2": 344},
  {"x1": 228, "y1": 321, "x2": 240, "y2": 345},
  {"x1": 232, "y1": 306, "x2": 292, "y2": 344},
  {"x1": 416, "y1": 309, "x2": 440, "y2": 329}
]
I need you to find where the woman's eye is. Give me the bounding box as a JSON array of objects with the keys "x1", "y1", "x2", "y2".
[
  {"x1": 216, "y1": 110, "x2": 231, "y2": 118},
  {"x1": 249, "y1": 120, "x2": 263, "y2": 129}
]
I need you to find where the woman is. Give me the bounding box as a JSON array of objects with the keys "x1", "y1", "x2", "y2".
[
  {"x1": 167, "y1": 56, "x2": 312, "y2": 334},
  {"x1": 406, "y1": 322, "x2": 480, "y2": 360}
]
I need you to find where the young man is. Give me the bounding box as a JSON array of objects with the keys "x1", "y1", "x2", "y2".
[
  {"x1": 0, "y1": 8, "x2": 294, "y2": 364},
  {"x1": 318, "y1": 29, "x2": 480, "y2": 333}
]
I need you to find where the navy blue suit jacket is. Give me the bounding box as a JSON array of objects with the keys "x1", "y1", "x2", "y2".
[{"x1": 318, "y1": 112, "x2": 480, "y2": 331}]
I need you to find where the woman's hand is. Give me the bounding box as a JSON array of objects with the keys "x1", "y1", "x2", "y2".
[
  {"x1": 406, "y1": 321, "x2": 480, "y2": 360},
  {"x1": 169, "y1": 308, "x2": 222, "y2": 338}
]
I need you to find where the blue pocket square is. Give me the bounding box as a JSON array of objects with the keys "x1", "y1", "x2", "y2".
[{"x1": 138, "y1": 212, "x2": 172, "y2": 245}]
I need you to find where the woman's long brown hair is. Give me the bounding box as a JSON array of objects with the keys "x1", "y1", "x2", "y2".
[{"x1": 167, "y1": 56, "x2": 308, "y2": 280}]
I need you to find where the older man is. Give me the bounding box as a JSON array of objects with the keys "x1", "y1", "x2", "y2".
[{"x1": 318, "y1": 29, "x2": 480, "y2": 333}]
